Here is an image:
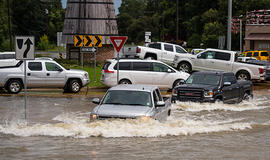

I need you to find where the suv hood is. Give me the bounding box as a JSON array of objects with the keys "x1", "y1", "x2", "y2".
[
  {"x1": 176, "y1": 84, "x2": 218, "y2": 91},
  {"x1": 96, "y1": 104, "x2": 152, "y2": 118}
]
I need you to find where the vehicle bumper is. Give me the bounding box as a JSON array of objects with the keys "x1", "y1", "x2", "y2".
[
  {"x1": 82, "y1": 78, "x2": 90, "y2": 87},
  {"x1": 171, "y1": 95, "x2": 216, "y2": 103}
]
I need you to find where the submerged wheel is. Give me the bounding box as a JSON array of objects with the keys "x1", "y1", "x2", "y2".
[
  {"x1": 6, "y1": 80, "x2": 23, "y2": 94},
  {"x1": 69, "y1": 79, "x2": 81, "y2": 93},
  {"x1": 145, "y1": 56, "x2": 156, "y2": 60},
  {"x1": 243, "y1": 93, "x2": 252, "y2": 101},
  {"x1": 178, "y1": 62, "x2": 191, "y2": 73},
  {"x1": 236, "y1": 71, "x2": 250, "y2": 80},
  {"x1": 119, "y1": 79, "x2": 132, "y2": 85},
  {"x1": 172, "y1": 79, "x2": 184, "y2": 89}
]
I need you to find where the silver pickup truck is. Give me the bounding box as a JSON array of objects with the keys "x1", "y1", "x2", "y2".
[
  {"x1": 173, "y1": 48, "x2": 267, "y2": 81},
  {"x1": 90, "y1": 84, "x2": 171, "y2": 122},
  {"x1": 0, "y1": 58, "x2": 90, "y2": 94}
]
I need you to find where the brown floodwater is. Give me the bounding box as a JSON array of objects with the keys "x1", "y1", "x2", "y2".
[{"x1": 0, "y1": 86, "x2": 270, "y2": 159}]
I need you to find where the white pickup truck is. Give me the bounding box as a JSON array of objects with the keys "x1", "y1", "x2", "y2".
[
  {"x1": 172, "y1": 48, "x2": 267, "y2": 81},
  {"x1": 0, "y1": 58, "x2": 90, "y2": 94},
  {"x1": 136, "y1": 42, "x2": 189, "y2": 64}
]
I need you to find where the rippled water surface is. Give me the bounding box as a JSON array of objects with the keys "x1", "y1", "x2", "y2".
[{"x1": 0, "y1": 91, "x2": 270, "y2": 159}]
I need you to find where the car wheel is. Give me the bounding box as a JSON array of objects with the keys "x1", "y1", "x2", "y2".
[
  {"x1": 145, "y1": 56, "x2": 155, "y2": 60},
  {"x1": 172, "y1": 79, "x2": 183, "y2": 89},
  {"x1": 243, "y1": 93, "x2": 252, "y2": 101},
  {"x1": 236, "y1": 71, "x2": 250, "y2": 80},
  {"x1": 7, "y1": 80, "x2": 23, "y2": 94},
  {"x1": 178, "y1": 62, "x2": 191, "y2": 73},
  {"x1": 119, "y1": 79, "x2": 131, "y2": 84},
  {"x1": 215, "y1": 98, "x2": 222, "y2": 103},
  {"x1": 69, "y1": 79, "x2": 81, "y2": 93}
]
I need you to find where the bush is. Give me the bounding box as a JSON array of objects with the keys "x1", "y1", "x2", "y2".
[{"x1": 37, "y1": 34, "x2": 54, "y2": 50}]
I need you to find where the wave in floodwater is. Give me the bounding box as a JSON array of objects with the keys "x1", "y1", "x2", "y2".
[
  {"x1": 0, "y1": 112, "x2": 269, "y2": 138},
  {"x1": 173, "y1": 96, "x2": 270, "y2": 112}
]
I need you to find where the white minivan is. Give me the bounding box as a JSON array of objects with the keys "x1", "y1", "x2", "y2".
[
  {"x1": 101, "y1": 59, "x2": 190, "y2": 89},
  {"x1": 0, "y1": 52, "x2": 20, "y2": 67}
]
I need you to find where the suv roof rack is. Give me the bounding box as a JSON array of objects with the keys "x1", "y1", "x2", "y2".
[{"x1": 35, "y1": 57, "x2": 53, "y2": 60}]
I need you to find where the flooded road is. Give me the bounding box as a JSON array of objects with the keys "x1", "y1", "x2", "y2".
[{"x1": 0, "y1": 88, "x2": 270, "y2": 159}]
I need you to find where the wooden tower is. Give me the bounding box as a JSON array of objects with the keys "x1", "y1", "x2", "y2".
[{"x1": 62, "y1": 0, "x2": 118, "y2": 61}]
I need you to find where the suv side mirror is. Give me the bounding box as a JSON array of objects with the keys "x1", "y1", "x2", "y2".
[
  {"x1": 224, "y1": 82, "x2": 232, "y2": 86},
  {"x1": 167, "y1": 69, "x2": 172, "y2": 73},
  {"x1": 156, "y1": 101, "x2": 165, "y2": 107},
  {"x1": 92, "y1": 98, "x2": 100, "y2": 104}
]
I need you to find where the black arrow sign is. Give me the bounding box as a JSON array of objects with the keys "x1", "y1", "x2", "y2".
[
  {"x1": 95, "y1": 36, "x2": 102, "y2": 47},
  {"x1": 23, "y1": 38, "x2": 33, "y2": 58},
  {"x1": 75, "y1": 35, "x2": 83, "y2": 46},
  {"x1": 85, "y1": 36, "x2": 92, "y2": 46}
]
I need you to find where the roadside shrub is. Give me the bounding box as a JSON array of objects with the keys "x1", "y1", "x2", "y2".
[{"x1": 37, "y1": 34, "x2": 54, "y2": 50}]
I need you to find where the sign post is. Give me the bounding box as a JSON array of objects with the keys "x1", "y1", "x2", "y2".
[
  {"x1": 109, "y1": 36, "x2": 128, "y2": 83},
  {"x1": 15, "y1": 36, "x2": 35, "y2": 120}
]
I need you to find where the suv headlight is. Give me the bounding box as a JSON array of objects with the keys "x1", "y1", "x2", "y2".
[{"x1": 204, "y1": 90, "x2": 213, "y2": 98}]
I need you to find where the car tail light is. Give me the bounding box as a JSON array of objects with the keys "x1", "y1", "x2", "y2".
[
  {"x1": 136, "y1": 47, "x2": 141, "y2": 53},
  {"x1": 104, "y1": 69, "x2": 114, "y2": 73},
  {"x1": 259, "y1": 68, "x2": 264, "y2": 74}
]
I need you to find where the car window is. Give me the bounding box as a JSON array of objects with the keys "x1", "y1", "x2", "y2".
[
  {"x1": 164, "y1": 44, "x2": 174, "y2": 52},
  {"x1": 113, "y1": 62, "x2": 131, "y2": 70},
  {"x1": 45, "y1": 62, "x2": 62, "y2": 71},
  {"x1": 175, "y1": 46, "x2": 187, "y2": 53},
  {"x1": 28, "y1": 62, "x2": 42, "y2": 71},
  {"x1": 152, "y1": 62, "x2": 172, "y2": 72},
  {"x1": 200, "y1": 51, "x2": 215, "y2": 59},
  {"x1": 132, "y1": 62, "x2": 151, "y2": 71},
  {"x1": 148, "y1": 43, "x2": 161, "y2": 50},
  {"x1": 186, "y1": 74, "x2": 221, "y2": 85},
  {"x1": 261, "y1": 52, "x2": 269, "y2": 56},
  {"x1": 0, "y1": 54, "x2": 15, "y2": 59},
  {"x1": 246, "y1": 52, "x2": 252, "y2": 57},
  {"x1": 102, "y1": 90, "x2": 152, "y2": 107},
  {"x1": 215, "y1": 52, "x2": 231, "y2": 61},
  {"x1": 155, "y1": 89, "x2": 163, "y2": 101},
  {"x1": 223, "y1": 75, "x2": 237, "y2": 84},
  {"x1": 253, "y1": 52, "x2": 259, "y2": 56},
  {"x1": 153, "y1": 91, "x2": 159, "y2": 104}
]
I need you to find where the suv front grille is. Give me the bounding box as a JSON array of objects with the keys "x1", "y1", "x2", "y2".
[{"x1": 177, "y1": 88, "x2": 203, "y2": 100}]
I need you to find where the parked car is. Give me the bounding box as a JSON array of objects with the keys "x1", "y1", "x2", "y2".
[
  {"x1": 242, "y1": 50, "x2": 269, "y2": 61},
  {"x1": 237, "y1": 56, "x2": 257, "y2": 62},
  {"x1": 0, "y1": 58, "x2": 90, "y2": 93},
  {"x1": 0, "y1": 52, "x2": 20, "y2": 67},
  {"x1": 245, "y1": 59, "x2": 270, "y2": 80},
  {"x1": 90, "y1": 84, "x2": 171, "y2": 121},
  {"x1": 172, "y1": 48, "x2": 267, "y2": 81},
  {"x1": 190, "y1": 49, "x2": 205, "y2": 55},
  {"x1": 101, "y1": 59, "x2": 190, "y2": 89},
  {"x1": 136, "y1": 42, "x2": 188, "y2": 64},
  {"x1": 171, "y1": 71, "x2": 253, "y2": 103}
]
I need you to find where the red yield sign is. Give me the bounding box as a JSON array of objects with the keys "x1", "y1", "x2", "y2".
[{"x1": 110, "y1": 36, "x2": 128, "y2": 53}]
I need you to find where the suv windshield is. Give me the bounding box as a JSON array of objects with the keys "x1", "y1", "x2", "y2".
[
  {"x1": 102, "y1": 90, "x2": 152, "y2": 107},
  {"x1": 186, "y1": 74, "x2": 221, "y2": 85}
]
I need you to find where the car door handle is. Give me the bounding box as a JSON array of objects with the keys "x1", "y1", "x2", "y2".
[
  {"x1": 211, "y1": 61, "x2": 214, "y2": 63},
  {"x1": 191, "y1": 58, "x2": 195, "y2": 59},
  {"x1": 27, "y1": 73, "x2": 31, "y2": 76},
  {"x1": 47, "y1": 73, "x2": 50, "y2": 76}
]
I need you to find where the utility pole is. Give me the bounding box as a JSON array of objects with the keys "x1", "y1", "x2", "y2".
[
  {"x1": 176, "y1": 0, "x2": 179, "y2": 44},
  {"x1": 227, "y1": 0, "x2": 232, "y2": 50},
  {"x1": 239, "y1": 15, "x2": 243, "y2": 53},
  {"x1": 7, "y1": 0, "x2": 12, "y2": 51}
]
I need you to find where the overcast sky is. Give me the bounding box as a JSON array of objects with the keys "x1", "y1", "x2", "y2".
[{"x1": 61, "y1": 0, "x2": 122, "y2": 14}]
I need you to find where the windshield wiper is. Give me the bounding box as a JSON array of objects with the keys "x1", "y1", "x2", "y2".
[
  {"x1": 125, "y1": 103, "x2": 147, "y2": 106},
  {"x1": 103, "y1": 103, "x2": 125, "y2": 105}
]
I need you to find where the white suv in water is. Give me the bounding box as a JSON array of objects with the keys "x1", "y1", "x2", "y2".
[{"x1": 101, "y1": 59, "x2": 190, "y2": 89}]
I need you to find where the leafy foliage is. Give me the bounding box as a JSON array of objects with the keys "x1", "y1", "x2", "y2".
[{"x1": 117, "y1": 0, "x2": 270, "y2": 49}]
